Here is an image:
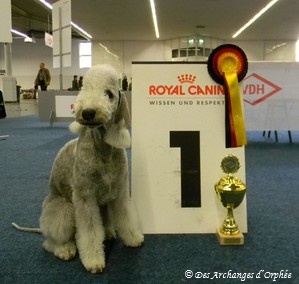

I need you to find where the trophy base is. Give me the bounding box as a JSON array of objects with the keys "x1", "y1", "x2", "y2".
[{"x1": 216, "y1": 228, "x2": 244, "y2": 245}]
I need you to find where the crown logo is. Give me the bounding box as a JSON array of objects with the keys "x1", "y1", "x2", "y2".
[{"x1": 177, "y1": 74, "x2": 196, "y2": 84}]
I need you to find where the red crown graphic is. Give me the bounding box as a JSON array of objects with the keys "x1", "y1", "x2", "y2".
[{"x1": 177, "y1": 74, "x2": 196, "y2": 84}]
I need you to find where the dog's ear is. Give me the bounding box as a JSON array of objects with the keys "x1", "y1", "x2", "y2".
[
  {"x1": 115, "y1": 91, "x2": 131, "y2": 127},
  {"x1": 104, "y1": 91, "x2": 131, "y2": 148}
]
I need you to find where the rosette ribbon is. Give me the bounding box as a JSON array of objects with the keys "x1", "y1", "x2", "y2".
[{"x1": 207, "y1": 44, "x2": 248, "y2": 148}]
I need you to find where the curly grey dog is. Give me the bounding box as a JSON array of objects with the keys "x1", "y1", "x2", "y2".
[{"x1": 37, "y1": 64, "x2": 143, "y2": 273}]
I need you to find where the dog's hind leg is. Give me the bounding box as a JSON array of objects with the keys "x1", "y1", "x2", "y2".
[{"x1": 40, "y1": 194, "x2": 77, "y2": 260}]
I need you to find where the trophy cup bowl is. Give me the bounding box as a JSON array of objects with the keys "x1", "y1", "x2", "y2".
[{"x1": 214, "y1": 155, "x2": 247, "y2": 245}]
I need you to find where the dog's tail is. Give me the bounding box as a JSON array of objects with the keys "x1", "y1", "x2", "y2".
[{"x1": 11, "y1": 222, "x2": 42, "y2": 234}]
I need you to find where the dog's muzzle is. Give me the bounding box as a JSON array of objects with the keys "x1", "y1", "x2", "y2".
[
  {"x1": 82, "y1": 108, "x2": 96, "y2": 121},
  {"x1": 78, "y1": 107, "x2": 111, "y2": 126}
]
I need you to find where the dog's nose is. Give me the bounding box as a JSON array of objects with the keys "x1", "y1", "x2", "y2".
[{"x1": 82, "y1": 108, "x2": 96, "y2": 121}]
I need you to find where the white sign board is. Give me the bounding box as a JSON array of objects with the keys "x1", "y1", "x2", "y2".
[
  {"x1": 55, "y1": 95, "x2": 76, "y2": 117},
  {"x1": 244, "y1": 62, "x2": 299, "y2": 131},
  {"x1": 131, "y1": 62, "x2": 247, "y2": 234}
]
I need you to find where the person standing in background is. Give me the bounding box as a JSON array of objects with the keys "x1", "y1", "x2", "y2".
[
  {"x1": 72, "y1": 75, "x2": 79, "y2": 91},
  {"x1": 78, "y1": 76, "x2": 83, "y2": 90},
  {"x1": 34, "y1": 63, "x2": 51, "y2": 91},
  {"x1": 122, "y1": 75, "x2": 128, "y2": 91}
]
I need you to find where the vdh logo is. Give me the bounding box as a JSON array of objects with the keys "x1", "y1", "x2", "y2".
[
  {"x1": 148, "y1": 74, "x2": 224, "y2": 96},
  {"x1": 243, "y1": 73, "x2": 281, "y2": 106}
]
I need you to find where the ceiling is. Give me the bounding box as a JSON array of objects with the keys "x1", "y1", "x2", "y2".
[{"x1": 11, "y1": 0, "x2": 299, "y2": 42}]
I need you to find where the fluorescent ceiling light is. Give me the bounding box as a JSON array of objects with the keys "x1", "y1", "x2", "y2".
[
  {"x1": 232, "y1": 0, "x2": 279, "y2": 38},
  {"x1": 11, "y1": 29, "x2": 35, "y2": 43},
  {"x1": 149, "y1": 0, "x2": 160, "y2": 39},
  {"x1": 38, "y1": 0, "x2": 52, "y2": 10},
  {"x1": 11, "y1": 29, "x2": 29, "y2": 38},
  {"x1": 37, "y1": 0, "x2": 92, "y2": 40},
  {"x1": 71, "y1": 21, "x2": 92, "y2": 40}
]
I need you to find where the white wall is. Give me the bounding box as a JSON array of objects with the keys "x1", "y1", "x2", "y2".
[
  {"x1": 229, "y1": 41, "x2": 266, "y2": 60},
  {"x1": 264, "y1": 41, "x2": 296, "y2": 61},
  {"x1": 10, "y1": 38, "x2": 88, "y2": 90},
  {"x1": 4, "y1": 38, "x2": 297, "y2": 91},
  {"x1": 92, "y1": 40, "x2": 165, "y2": 78}
]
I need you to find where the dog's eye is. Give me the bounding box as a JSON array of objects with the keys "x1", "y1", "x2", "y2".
[{"x1": 105, "y1": 90, "x2": 114, "y2": 99}]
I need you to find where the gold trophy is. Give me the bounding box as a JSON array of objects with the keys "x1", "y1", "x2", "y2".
[{"x1": 214, "y1": 154, "x2": 247, "y2": 245}]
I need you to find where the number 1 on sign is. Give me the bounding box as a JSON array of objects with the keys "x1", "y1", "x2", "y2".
[{"x1": 170, "y1": 131, "x2": 201, "y2": 208}]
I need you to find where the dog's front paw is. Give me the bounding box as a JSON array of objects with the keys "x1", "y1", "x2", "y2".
[
  {"x1": 43, "y1": 240, "x2": 77, "y2": 261},
  {"x1": 123, "y1": 232, "x2": 144, "y2": 247},
  {"x1": 81, "y1": 254, "x2": 105, "y2": 274}
]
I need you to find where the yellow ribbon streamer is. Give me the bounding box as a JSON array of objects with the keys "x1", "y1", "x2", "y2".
[
  {"x1": 224, "y1": 72, "x2": 247, "y2": 147},
  {"x1": 207, "y1": 45, "x2": 248, "y2": 147}
]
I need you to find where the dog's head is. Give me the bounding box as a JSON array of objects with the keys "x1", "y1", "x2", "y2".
[{"x1": 70, "y1": 64, "x2": 131, "y2": 148}]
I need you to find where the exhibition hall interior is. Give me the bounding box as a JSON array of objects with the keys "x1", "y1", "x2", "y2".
[{"x1": 1, "y1": 0, "x2": 298, "y2": 283}]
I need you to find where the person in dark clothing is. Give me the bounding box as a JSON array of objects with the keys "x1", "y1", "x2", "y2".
[
  {"x1": 72, "y1": 75, "x2": 79, "y2": 91},
  {"x1": 34, "y1": 63, "x2": 51, "y2": 91},
  {"x1": 78, "y1": 76, "x2": 83, "y2": 90},
  {"x1": 122, "y1": 75, "x2": 128, "y2": 91}
]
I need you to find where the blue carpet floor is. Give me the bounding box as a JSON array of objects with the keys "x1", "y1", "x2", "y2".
[{"x1": 0, "y1": 116, "x2": 298, "y2": 283}]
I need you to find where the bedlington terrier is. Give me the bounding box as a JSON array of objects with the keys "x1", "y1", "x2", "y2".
[{"x1": 39, "y1": 64, "x2": 144, "y2": 273}]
